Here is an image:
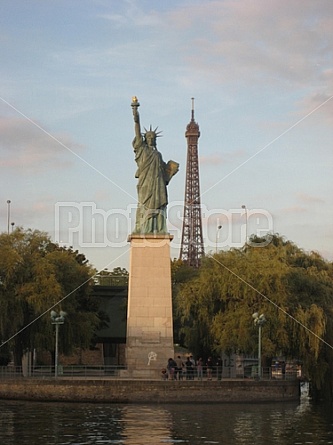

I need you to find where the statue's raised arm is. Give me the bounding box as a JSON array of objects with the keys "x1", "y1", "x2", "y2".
[{"x1": 131, "y1": 96, "x2": 141, "y2": 141}]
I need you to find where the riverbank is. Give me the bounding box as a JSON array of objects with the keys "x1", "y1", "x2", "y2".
[{"x1": 0, "y1": 378, "x2": 300, "y2": 403}]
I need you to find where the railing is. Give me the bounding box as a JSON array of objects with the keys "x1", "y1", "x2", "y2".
[
  {"x1": 244, "y1": 366, "x2": 299, "y2": 380},
  {"x1": 0, "y1": 365, "x2": 300, "y2": 380},
  {"x1": 93, "y1": 276, "x2": 128, "y2": 286},
  {"x1": 0, "y1": 365, "x2": 126, "y2": 379}
]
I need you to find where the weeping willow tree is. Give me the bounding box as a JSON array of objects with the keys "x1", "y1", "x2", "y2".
[{"x1": 173, "y1": 235, "x2": 333, "y2": 400}]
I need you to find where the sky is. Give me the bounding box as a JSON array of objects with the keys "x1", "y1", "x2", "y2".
[{"x1": 0, "y1": 0, "x2": 332, "y2": 273}]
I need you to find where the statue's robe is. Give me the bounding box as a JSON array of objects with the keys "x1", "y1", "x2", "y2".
[{"x1": 133, "y1": 136, "x2": 168, "y2": 233}]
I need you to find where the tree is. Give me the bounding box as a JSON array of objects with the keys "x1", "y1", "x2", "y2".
[
  {"x1": 171, "y1": 259, "x2": 199, "y2": 347},
  {"x1": 174, "y1": 235, "x2": 333, "y2": 398},
  {"x1": 0, "y1": 228, "x2": 102, "y2": 366}
]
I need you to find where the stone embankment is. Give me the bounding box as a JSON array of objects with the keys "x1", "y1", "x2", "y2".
[{"x1": 0, "y1": 378, "x2": 300, "y2": 403}]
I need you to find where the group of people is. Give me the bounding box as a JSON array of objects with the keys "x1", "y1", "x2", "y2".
[{"x1": 162, "y1": 355, "x2": 223, "y2": 381}]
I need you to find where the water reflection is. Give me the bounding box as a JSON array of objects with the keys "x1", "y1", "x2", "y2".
[
  {"x1": 121, "y1": 406, "x2": 173, "y2": 444},
  {"x1": 0, "y1": 394, "x2": 333, "y2": 445}
]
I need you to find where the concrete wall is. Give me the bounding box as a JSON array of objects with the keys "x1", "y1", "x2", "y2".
[{"x1": 0, "y1": 379, "x2": 300, "y2": 404}]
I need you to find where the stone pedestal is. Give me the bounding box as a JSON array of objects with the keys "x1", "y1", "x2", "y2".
[{"x1": 125, "y1": 234, "x2": 174, "y2": 378}]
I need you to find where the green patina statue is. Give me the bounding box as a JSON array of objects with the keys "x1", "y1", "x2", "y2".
[{"x1": 131, "y1": 97, "x2": 179, "y2": 234}]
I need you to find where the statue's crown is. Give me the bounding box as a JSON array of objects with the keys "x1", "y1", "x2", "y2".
[{"x1": 143, "y1": 125, "x2": 162, "y2": 137}]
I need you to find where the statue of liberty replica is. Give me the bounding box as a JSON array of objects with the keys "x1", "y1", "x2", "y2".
[
  {"x1": 131, "y1": 96, "x2": 179, "y2": 234},
  {"x1": 125, "y1": 97, "x2": 179, "y2": 377}
]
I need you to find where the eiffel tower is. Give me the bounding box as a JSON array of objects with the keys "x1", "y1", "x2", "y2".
[{"x1": 179, "y1": 98, "x2": 205, "y2": 267}]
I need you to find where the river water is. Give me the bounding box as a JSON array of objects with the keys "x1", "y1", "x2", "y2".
[{"x1": 0, "y1": 389, "x2": 332, "y2": 444}]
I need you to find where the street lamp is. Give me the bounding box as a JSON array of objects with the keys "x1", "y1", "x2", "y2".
[
  {"x1": 252, "y1": 312, "x2": 266, "y2": 379},
  {"x1": 215, "y1": 225, "x2": 222, "y2": 253},
  {"x1": 7, "y1": 200, "x2": 11, "y2": 234},
  {"x1": 50, "y1": 310, "x2": 66, "y2": 378},
  {"x1": 241, "y1": 205, "x2": 247, "y2": 244}
]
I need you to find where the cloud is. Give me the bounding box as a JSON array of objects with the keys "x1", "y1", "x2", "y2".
[
  {"x1": 281, "y1": 205, "x2": 307, "y2": 215},
  {"x1": 200, "y1": 149, "x2": 246, "y2": 166},
  {"x1": 0, "y1": 116, "x2": 84, "y2": 173},
  {"x1": 297, "y1": 90, "x2": 333, "y2": 125},
  {"x1": 163, "y1": 0, "x2": 333, "y2": 88},
  {"x1": 200, "y1": 153, "x2": 224, "y2": 165},
  {"x1": 30, "y1": 1, "x2": 332, "y2": 121},
  {"x1": 297, "y1": 193, "x2": 325, "y2": 204},
  {"x1": 280, "y1": 192, "x2": 328, "y2": 217},
  {"x1": 98, "y1": 0, "x2": 165, "y2": 28}
]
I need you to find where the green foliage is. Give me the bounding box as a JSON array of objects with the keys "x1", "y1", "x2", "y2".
[
  {"x1": 171, "y1": 259, "x2": 199, "y2": 347},
  {"x1": 173, "y1": 235, "x2": 333, "y2": 397},
  {"x1": 0, "y1": 228, "x2": 102, "y2": 365}
]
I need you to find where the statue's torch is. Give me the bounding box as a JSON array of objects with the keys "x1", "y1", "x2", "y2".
[{"x1": 131, "y1": 96, "x2": 140, "y2": 109}]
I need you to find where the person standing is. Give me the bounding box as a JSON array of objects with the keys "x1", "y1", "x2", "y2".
[
  {"x1": 175, "y1": 355, "x2": 184, "y2": 380},
  {"x1": 166, "y1": 358, "x2": 177, "y2": 380},
  {"x1": 185, "y1": 356, "x2": 194, "y2": 380},
  {"x1": 197, "y1": 357, "x2": 204, "y2": 380},
  {"x1": 206, "y1": 356, "x2": 213, "y2": 380}
]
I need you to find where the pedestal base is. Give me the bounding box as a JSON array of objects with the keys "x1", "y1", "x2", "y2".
[{"x1": 126, "y1": 234, "x2": 174, "y2": 377}]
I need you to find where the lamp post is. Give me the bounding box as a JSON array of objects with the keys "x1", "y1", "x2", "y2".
[
  {"x1": 252, "y1": 312, "x2": 266, "y2": 379},
  {"x1": 50, "y1": 310, "x2": 66, "y2": 378},
  {"x1": 215, "y1": 225, "x2": 222, "y2": 253},
  {"x1": 7, "y1": 200, "x2": 11, "y2": 234},
  {"x1": 241, "y1": 205, "x2": 247, "y2": 244}
]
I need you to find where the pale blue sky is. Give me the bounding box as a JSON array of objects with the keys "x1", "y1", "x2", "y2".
[{"x1": 1, "y1": 0, "x2": 332, "y2": 271}]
